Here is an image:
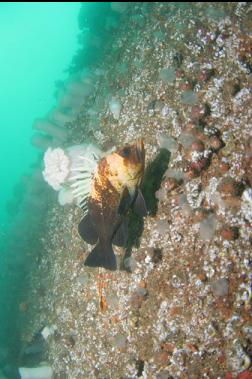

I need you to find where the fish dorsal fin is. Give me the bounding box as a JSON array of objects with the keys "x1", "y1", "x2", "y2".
[
  {"x1": 133, "y1": 189, "x2": 148, "y2": 217},
  {"x1": 69, "y1": 154, "x2": 99, "y2": 208}
]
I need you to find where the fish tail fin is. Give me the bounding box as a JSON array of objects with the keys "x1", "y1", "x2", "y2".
[{"x1": 84, "y1": 241, "x2": 117, "y2": 271}]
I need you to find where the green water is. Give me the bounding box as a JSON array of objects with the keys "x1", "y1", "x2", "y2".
[
  {"x1": 0, "y1": 2, "x2": 81, "y2": 228},
  {"x1": 0, "y1": 1, "x2": 81, "y2": 369}
]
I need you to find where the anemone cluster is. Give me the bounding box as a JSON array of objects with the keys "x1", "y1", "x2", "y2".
[{"x1": 42, "y1": 144, "x2": 103, "y2": 207}]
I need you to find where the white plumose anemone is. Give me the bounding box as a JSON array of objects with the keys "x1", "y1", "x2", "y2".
[
  {"x1": 42, "y1": 148, "x2": 70, "y2": 191},
  {"x1": 42, "y1": 144, "x2": 103, "y2": 208}
]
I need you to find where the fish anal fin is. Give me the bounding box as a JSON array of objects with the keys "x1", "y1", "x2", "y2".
[
  {"x1": 84, "y1": 242, "x2": 117, "y2": 271},
  {"x1": 133, "y1": 189, "x2": 147, "y2": 217},
  {"x1": 78, "y1": 213, "x2": 98, "y2": 245},
  {"x1": 112, "y1": 218, "x2": 128, "y2": 247}
]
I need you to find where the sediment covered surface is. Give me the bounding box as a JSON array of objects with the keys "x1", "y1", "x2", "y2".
[{"x1": 22, "y1": 3, "x2": 251, "y2": 378}]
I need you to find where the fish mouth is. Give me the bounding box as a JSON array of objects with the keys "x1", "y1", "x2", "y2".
[
  {"x1": 128, "y1": 170, "x2": 143, "y2": 182},
  {"x1": 136, "y1": 138, "x2": 145, "y2": 163}
]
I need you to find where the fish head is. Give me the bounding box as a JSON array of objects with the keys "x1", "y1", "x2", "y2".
[
  {"x1": 108, "y1": 138, "x2": 145, "y2": 193},
  {"x1": 117, "y1": 138, "x2": 145, "y2": 169}
]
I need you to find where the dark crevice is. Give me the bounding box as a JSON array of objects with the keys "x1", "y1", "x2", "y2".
[
  {"x1": 123, "y1": 149, "x2": 170, "y2": 268},
  {"x1": 136, "y1": 359, "x2": 144, "y2": 377}
]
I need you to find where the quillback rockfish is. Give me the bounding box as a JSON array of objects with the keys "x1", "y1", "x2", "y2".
[{"x1": 78, "y1": 138, "x2": 147, "y2": 271}]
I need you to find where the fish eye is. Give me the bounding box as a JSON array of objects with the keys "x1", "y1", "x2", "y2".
[{"x1": 120, "y1": 146, "x2": 131, "y2": 157}]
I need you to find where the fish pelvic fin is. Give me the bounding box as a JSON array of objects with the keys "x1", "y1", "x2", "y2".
[
  {"x1": 133, "y1": 189, "x2": 148, "y2": 217},
  {"x1": 112, "y1": 217, "x2": 128, "y2": 247},
  {"x1": 84, "y1": 241, "x2": 117, "y2": 271}
]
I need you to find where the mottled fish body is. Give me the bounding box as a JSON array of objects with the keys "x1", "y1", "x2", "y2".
[{"x1": 78, "y1": 138, "x2": 147, "y2": 270}]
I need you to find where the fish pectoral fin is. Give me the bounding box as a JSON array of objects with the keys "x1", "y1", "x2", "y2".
[
  {"x1": 112, "y1": 218, "x2": 129, "y2": 247},
  {"x1": 84, "y1": 242, "x2": 117, "y2": 271},
  {"x1": 118, "y1": 186, "x2": 132, "y2": 215},
  {"x1": 78, "y1": 213, "x2": 98, "y2": 245},
  {"x1": 133, "y1": 189, "x2": 148, "y2": 217}
]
